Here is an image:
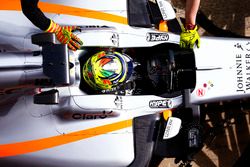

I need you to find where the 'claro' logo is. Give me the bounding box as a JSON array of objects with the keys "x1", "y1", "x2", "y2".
[
  {"x1": 72, "y1": 111, "x2": 113, "y2": 120},
  {"x1": 149, "y1": 99, "x2": 173, "y2": 108},
  {"x1": 146, "y1": 33, "x2": 169, "y2": 42}
]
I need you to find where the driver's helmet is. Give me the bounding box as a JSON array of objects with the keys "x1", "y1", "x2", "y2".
[{"x1": 82, "y1": 51, "x2": 133, "y2": 90}]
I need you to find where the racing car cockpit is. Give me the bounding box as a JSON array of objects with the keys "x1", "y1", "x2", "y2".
[{"x1": 78, "y1": 44, "x2": 196, "y2": 97}]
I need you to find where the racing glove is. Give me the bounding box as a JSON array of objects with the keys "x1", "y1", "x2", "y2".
[
  {"x1": 45, "y1": 20, "x2": 83, "y2": 51},
  {"x1": 180, "y1": 24, "x2": 200, "y2": 49}
]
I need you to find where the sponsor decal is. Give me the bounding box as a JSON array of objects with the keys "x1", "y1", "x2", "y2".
[
  {"x1": 157, "y1": 0, "x2": 168, "y2": 20},
  {"x1": 79, "y1": 25, "x2": 111, "y2": 29},
  {"x1": 196, "y1": 88, "x2": 205, "y2": 97},
  {"x1": 163, "y1": 118, "x2": 173, "y2": 138},
  {"x1": 234, "y1": 43, "x2": 250, "y2": 93},
  {"x1": 203, "y1": 81, "x2": 214, "y2": 90},
  {"x1": 163, "y1": 117, "x2": 182, "y2": 139},
  {"x1": 234, "y1": 42, "x2": 250, "y2": 51},
  {"x1": 236, "y1": 53, "x2": 250, "y2": 93},
  {"x1": 114, "y1": 96, "x2": 123, "y2": 109},
  {"x1": 196, "y1": 81, "x2": 213, "y2": 97},
  {"x1": 146, "y1": 33, "x2": 169, "y2": 42},
  {"x1": 236, "y1": 53, "x2": 244, "y2": 93},
  {"x1": 71, "y1": 111, "x2": 113, "y2": 120},
  {"x1": 111, "y1": 33, "x2": 119, "y2": 46},
  {"x1": 149, "y1": 99, "x2": 173, "y2": 108}
]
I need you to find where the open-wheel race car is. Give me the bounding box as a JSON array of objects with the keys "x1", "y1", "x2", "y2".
[{"x1": 0, "y1": 0, "x2": 250, "y2": 167}]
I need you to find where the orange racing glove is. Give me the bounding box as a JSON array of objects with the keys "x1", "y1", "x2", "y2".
[
  {"x1": 180, "y1": 24, "x2": 200, "y2": 49},
  {"x1": 45, "y1": 20, "x2": 83, "y2": 51}
]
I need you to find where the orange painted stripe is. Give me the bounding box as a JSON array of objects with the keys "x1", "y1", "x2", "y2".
[
  {"x1": 0, "y1": 0, "x2": 128, "y2": 25},
  {"x1": 0, "y1": 119, "x2": 132, "y2": 157},
  {"x1": 0, "y1": 0, "x2": 21, "y2": 10}
]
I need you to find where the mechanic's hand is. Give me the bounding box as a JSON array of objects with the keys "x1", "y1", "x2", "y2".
[
  {"x1": 180, "y1": 25, "x2": 200, "y2": 49},
  {"x1": 45, "y1": 20, "x2": 83, "y2": 51}
]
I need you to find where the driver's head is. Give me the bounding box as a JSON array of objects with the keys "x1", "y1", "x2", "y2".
[{"x1": 82, "y1": 51, "x2": 133, "y2": 90}]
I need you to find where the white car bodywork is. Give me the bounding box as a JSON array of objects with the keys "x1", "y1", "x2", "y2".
[{"x1": 0, "y1": 0, "x2": 249, "y2": 167}]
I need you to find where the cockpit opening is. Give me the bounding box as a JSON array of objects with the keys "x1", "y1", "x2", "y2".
[{"x1": 78, "y1": 43, "x2": 196, "y2": 97}]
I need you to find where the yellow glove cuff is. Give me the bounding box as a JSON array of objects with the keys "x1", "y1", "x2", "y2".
[{"x1": 45, "y1": 20, "x2": 60, "y2": 33}]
